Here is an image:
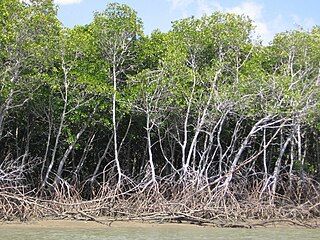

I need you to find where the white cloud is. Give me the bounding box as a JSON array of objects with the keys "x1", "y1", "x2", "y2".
[
  {"x1": 197, "y1": 0, "x2": 212, "y2": 15},
  {"x1": 55, "y1": 0, "x2": 82, "y2": 5},
  {"x1": 292, "y1": 15, "x2": 316, "y2": 30},
  {"x1": 167, "y1": 0, "x2": 273, "y2": 43},
  {"x1": 22, "y1": 0, "x2": 82, "y2": 5},
  {"x1": 168, "y1": 0, "x2": 222, "y2": 15},
  {"x1": 168, "y1": 0, "x2": 194, "y2": 10},
  {"x1": 226, "y1": 1, "x2": 270, "y2": 42},
  {"x1": 227, "y1": 1, "x2": 262, "y2": 20}
]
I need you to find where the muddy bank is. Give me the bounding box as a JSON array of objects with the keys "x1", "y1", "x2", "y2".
[
  {"x1": 0, "y1": 220, "x2": 200, "y2": 229},
  {"x1": 1, "y1": 218, "x2": 319, "y2": 229}
]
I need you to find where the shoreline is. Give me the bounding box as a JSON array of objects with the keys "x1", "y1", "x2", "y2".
[
  {"x1": 1, "y1": 218, "x2": 319, "y2": 229},
  {"x1": 0, "y1": 220, "x2": 202, "y2": 229},
  {"x1": 1, "y1": 191, "x2": 319, "y2": 229}
]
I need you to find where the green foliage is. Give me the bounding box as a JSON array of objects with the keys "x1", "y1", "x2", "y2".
[
  {"x1": 91, "y1": 3, "x2": 143, "y2": 65},
  {"x1": 1, "y1": 1, "x2": 320, "y2": 192}
]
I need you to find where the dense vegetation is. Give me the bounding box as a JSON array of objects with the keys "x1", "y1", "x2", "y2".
[{"x1": 1, "y1": 0, "x2": 320, "y2": 224}]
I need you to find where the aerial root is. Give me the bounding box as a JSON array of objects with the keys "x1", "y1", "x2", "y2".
[{"x1": 0, "y1": 177, "x2": 319, "y2": 228}]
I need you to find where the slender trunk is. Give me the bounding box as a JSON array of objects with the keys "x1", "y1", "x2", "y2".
[
  {"x1": 41, "y1": 118, "x2": 52, "y2": 182},
  {"x1": 184, "y1": 70, "x2": 220, "y2": 174},
  {"x1": 20, "y1": 123, "x2": 30, "y2": 171},
  {"x1": 263, "y1": 128, "x2": 268, "y2": 180},
  {"x1": 271, "y1": 132, "x2": 293, "y2": 199},
  {"x1": 0, "y1": 67, "x2": 19, "y2": 139},
  {"x1": 181, "y1": 82, "x2": 195, "y2": 174},
  {"x1": 112, "y1": 60, "x2": 122, "y2": 186},
  {"x1": 54, "y1": 126, "x2": 87, "y2": 184},
  {"x1": 217, "y1": 116, "x2": 224, "y2": 176},
  {"x1": 90, "y1": 134, "x2": 113, "y2": 183},
  {"x1": 223, "y1": 117, "x2": 270, "y2": 191},
  {"x1": 289, "y1": 139, "x2": 294, "y2": 189},
  {"x1": 297, "y1": 124, "x2": 302, "y2": 167},
  {"x1": 42, "y1": 67, "x2": 69, "y2": 188},
  {"x1": 146, "y1": 110, "x2": 156, "y2": 183},
  {"x1": 0, "y1": 90, "x2": 14, "y2": 139}
]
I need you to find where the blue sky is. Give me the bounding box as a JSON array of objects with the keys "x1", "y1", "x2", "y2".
[{"x1": 53, "y1": 0, "x2": 319, "y2": 44}]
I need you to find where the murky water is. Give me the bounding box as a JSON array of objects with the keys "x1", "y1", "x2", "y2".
[{"x1": 0, "y1": 221, "x2": 319, "y2": 240}]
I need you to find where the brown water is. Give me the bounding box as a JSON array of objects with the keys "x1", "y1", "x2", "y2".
[{"x1": 0, "y1": 221, "x2": 319, "y2": 240}]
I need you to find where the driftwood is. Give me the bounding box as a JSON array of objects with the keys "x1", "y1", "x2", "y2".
[
  {"x1": 55, "y1": 212, "x2": 317, "y2": 229},
  {"x1": 61, "y1": 211, "x2": 112, "y2": 226}
]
